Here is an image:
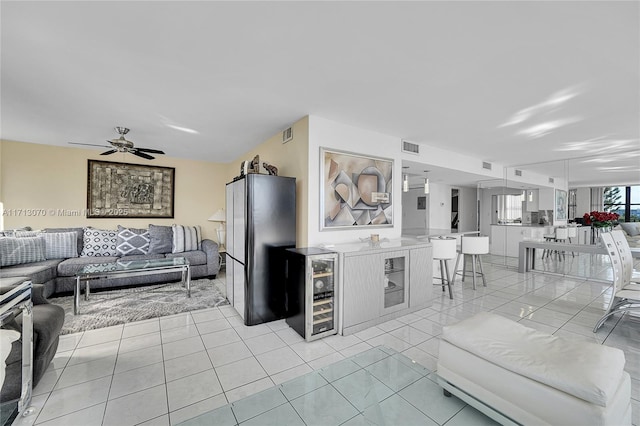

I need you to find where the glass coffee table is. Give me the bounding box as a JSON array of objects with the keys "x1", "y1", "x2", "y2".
[{"x1": 74, "y1": 257, "x2": 190, "y2": 315}]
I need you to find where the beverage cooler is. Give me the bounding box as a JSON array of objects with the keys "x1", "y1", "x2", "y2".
[{"x1": 285, "y1": 248, "x2": 337, "y2": 341}]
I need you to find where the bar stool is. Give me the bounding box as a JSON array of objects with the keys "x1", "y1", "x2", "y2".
[
  {"x1": 430, "y1": 237, "x2": 457, "y2": 299},
  {"x1": 452, "y1": 235, "x2": 489, "y2": 290},
  {"x1": 542, "y1": 228, "x2": 556, "y2": 259}
]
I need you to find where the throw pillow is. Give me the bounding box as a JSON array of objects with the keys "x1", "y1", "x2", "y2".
[
  {"x1": 44, "y1": 227, "x2": 84, "y2": 256},
  {"x1": 80, "y1": 228, "x2": 118, "y2": 257},
  {"x1": 13, "y1": 230, "x2": 41, "y2": 238},
  {"x1": 116, "y1": 225, "x2": 150, "y2": 256},
  {"x1": 0, "y1": 236, "x2": 46, "y2": 267},
  {"x1": 42, "y1": 232, "x2": 79, "y2": 259},
  {"x1": 620, "y1": 222, "x2": 640, "y2": 237},
  {"x1": 171, "y1": 225, "x2": 202, "y2": 253},
  {"x1": 148, "y1": 224, "x2": 173, "y2": 254}
]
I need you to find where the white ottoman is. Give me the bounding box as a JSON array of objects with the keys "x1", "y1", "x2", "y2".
[{"x1": 437, "y1": 312, "x2": 631, "y2": 426}]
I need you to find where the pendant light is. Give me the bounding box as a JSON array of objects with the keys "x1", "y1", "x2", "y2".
[
  {"x1": 424, "y1": 170, "x2": 430, "y2": 194},
  {"x1": 402, "y1": 174, "x2": 409, "y2": 192}
]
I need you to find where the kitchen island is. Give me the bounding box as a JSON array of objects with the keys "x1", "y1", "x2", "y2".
[{"x1": 323, "y1": 238, "x2": 432, "y2": 336}]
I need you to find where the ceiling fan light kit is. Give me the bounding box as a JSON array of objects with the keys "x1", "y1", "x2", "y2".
[{"x1": 69, "y1": 127, "x2": 165, "y2": 160}]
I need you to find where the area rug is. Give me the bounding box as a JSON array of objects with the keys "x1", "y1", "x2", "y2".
[{"x1": 50, "y1": 278, "x2": 229, "y2": 335}]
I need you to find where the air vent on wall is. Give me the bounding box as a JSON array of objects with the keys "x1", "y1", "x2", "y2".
[
  {"x1": 515, "y1": 169, "x2": 522, "y2": 177},
  {"x1": 482, "y1": 161, "x2": 492, "y2": 170},
  {"x1": 549, "y1": 177, "x2": 555, "y2": 184},
  {"x1": 402, "y1": 140, "x2": 420, "y2": 155},
  {"x1": 282, "y1": 127, "x2": 293, "y2": 144}
]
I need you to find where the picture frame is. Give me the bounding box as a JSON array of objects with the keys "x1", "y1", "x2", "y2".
[
  {"x1": 555, "y1": 189, "x2": 567, "y2": 221},
  {"x1": 320, "y1": 148, "x2": 393, "y2": 229},
  {"x1": 87, "y1": 160, "x2": 175, "y2": 218}
]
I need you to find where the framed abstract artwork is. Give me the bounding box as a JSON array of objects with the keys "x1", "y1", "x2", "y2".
[
  {"x1": 321, "y1": 148, "x2": 393, "y2": 229},
  {"x1": 87, "y1": 160, "x2": 175, "y2": 218},
  {"x1": 555, "y1": 189, "x2": 567, "y2": 221}
]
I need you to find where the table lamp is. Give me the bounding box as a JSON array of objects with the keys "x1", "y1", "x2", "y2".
[{"x1": 208, "y1": 209, "x2": 226, "y2": 249}]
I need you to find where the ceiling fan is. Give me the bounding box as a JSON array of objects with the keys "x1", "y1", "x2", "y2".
[{"x1": 69, "y1": 127, "x2": 165, "y2": 160}]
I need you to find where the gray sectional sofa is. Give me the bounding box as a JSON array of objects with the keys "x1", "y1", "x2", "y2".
[{"x1": 0, "y1": 227, "x2": 220, "y2": 298}]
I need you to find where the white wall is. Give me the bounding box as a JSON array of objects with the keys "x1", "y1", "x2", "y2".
[
  {"x1": 427, "y1": 182, "x2": 452, "y2": 230},
  {"x1": 402, "y1": 188, "x2": 427, "y2": 231},
  {"x1": 576, "y1": 187, "x2": 591, "y2": 219},
  {"x1": 458, "y1": 186, "x2": 478, "y2": 232},
  {"x1": 307, "y1": 116, "x2": 403, "y2": 245}
]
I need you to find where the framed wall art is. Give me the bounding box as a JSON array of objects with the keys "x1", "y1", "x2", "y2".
[
  {"x1": 555, "y1": 189, "x2": 567, "y2": 221},
  {"x1": 321, "y1": 148, "x2": 393, "y2": 229},
  {"x1": 87, "y1": 160, "x2": 175, "y2": 218}
]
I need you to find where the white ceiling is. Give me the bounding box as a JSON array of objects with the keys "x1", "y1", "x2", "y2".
[{"x1": 2, "y1": 1, "x2": 639, "y2": 188}]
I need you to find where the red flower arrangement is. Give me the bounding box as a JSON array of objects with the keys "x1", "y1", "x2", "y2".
[{"x1": 583, "y1": 211, "x2": 620, "y2": 228}]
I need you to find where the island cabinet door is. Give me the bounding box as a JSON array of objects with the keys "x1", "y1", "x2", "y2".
[
  {"x1": 342, "y1": 253, "x2": 382, "y2": 328},
  {"x1": 381, "y1": 250, "x2": 410, "y2": 315},
  {"x1": 409, "y1": 246, "x2": 432, "y2": 307}
]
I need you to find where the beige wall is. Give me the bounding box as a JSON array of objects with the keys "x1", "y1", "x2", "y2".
[
  {"x1": 0, "y1": 140, "x2": 227, "y2": 242},
  {"x1": 227, "y1": 116, "x2": 309, "y2": 247}
]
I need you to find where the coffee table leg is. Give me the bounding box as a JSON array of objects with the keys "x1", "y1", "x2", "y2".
[
  {"x1": 86, "y1": 282, "x2": 90, "y2": 301},
  {"x1": 186, "y1": 265, "x2": 191, "y2": 297},
  {"x1": 74, "y1": 277, "x2": 80, "y2": 315}
]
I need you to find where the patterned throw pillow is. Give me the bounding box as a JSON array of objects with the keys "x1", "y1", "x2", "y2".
[
  {"x1": 42, "y1": 232, "x2": 78, "y2": 259},
  {"x1": 0, "y1": 236, "x2": 46, "y2": 267},
  {"x1": 148, "y1": 224, "x2": 173, "y2": 254},
  {"x1": 116, "y1": 226, "x2": 150, "y2": 256},
  {"x1": 172, "y1": 225, "x2": 202, "y2": 253},
  {"x1": 80, "y1": 228, "x2": 118, "y2": 257}
]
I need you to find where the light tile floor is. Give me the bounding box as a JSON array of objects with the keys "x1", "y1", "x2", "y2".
[{"x1": 13, "y1": 254, "x2": 640, "y2": 426}]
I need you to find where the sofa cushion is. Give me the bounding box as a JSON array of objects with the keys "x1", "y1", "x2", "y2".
[
  {"x1": 0, "y1": 236, "x2": 46, "y2": 267},
  {"x1": 43, "y1": 232, "x2": 79, "y2": 259},
  {"x1": 80, "y1": 228, "x2": 118, "y2": 257},
  {"x1": 620, "y1": 222, "x2": 640, "y2": 237},
  {"x1": 43, "y1": 227, "x2": 84, "y2": 256},
  {"x1": 57, "y1": 256, "x2": 119, "y2": 277},
  {"x1": 116, "y1": 226, "x2": 150, "y2": 256},
  {"x1": 442, "y1": 312, "x2": 626, "y2": 407},
  {"x1": 119, "y1": 253, "x2": 166, "y2": 261},
  {"x1": 0, "y1": 329, "x2": 20, "y2": 388},
  {"x1": 0, "y1": 259, "x2": 62, "y2": 284},
  {"x1": 171, "y1": 225, "x2": 201, "y2": 253},
  {"x1": 165, "y1": 250, "x2": 206, "y2": 266},
  {"x1": 148, "y1": 224, "x2": 173, "y2": 254}
]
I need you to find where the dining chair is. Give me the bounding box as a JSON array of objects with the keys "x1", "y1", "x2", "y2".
[{"x1": 593, "y1": 232, "x2": 640, "y2": 332}]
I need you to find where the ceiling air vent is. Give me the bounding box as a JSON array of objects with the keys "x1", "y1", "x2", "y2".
[
  {"x1": 549, "y1": 177, "x2": 555, "y2": 184},
  {"x1": 282, "y1": 127, "x2": 293, "y2": 144},
  {"x1": 482, "y1": 161, "x2": 492, "y2": 170},
  {"x1": 515, "y1": 169, "x2": 522, "y2": 177},
  {"x1": 402, "y1": 140, "x2": 420, "y2": 155}
]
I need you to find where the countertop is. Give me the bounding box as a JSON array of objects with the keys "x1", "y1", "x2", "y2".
[
  {"x1": 320, "y1": 238, "x2": 431, "y2": 253},
  {"x1": 402, "y1": 228, "x2": 481, "y2": 238}
]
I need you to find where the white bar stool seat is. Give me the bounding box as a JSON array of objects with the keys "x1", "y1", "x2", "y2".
[
  {"x1": 431, "y1": 237, "x2": 457, "y2": 299},
  {"x1": 452, "y1": 235, "x2": 489, "y2": 290}
]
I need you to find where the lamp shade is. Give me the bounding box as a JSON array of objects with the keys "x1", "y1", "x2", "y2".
[{"x1": 208, "y1": 209, "x2": 225, "y2": 222}]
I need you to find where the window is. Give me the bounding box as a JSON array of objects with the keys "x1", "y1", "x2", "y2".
[{"x1": 604, "y1": 185, "x2": 640, "y2": 222}]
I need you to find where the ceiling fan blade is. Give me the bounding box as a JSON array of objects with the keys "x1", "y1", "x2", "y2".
[
  {"x1": 135, "y1": 148, "x2": 165, "y2": 154},
  {"x1": 131, "y1": 149, "x2": 155, "y2": 160},
  {"x1": 69, "y1": 142, "x2": 112, "y2": 148},
  {"x1": 100, "y1": 149, "x2": 118, "y2": 156}
]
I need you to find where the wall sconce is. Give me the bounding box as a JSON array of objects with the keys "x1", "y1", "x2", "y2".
[
  {"x1": 208, "y1": 209, "x2": 226, "y2": 248},
  {"x1": 402, "y1": 174, "x2": 409, "y2": 192},
  {"x1": 424, "y1": 170, "x2": 430, "y2": 194}
]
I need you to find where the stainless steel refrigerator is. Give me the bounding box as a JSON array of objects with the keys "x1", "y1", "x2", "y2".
[{"x1": 225, "y1": 174, "x2": 296, "y2": 326}]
